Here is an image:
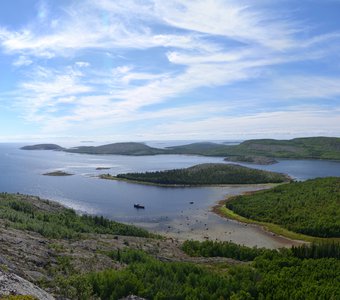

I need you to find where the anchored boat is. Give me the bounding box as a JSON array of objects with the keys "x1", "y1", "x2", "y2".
[{"x1": 134, "y1": 204, "x2": 145, "y2": 209}]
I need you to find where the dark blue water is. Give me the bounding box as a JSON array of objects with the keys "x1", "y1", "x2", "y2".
[{"x1": 0, "y1": 143, "x2": 339, "y2": 248}]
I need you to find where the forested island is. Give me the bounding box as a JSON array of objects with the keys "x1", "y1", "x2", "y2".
[
  {"x1": 101, "y1": 163, "x2": 290, "y2": 186},
  {"x1": 0, "y1": 193, "x2": 339, "y2": 299},
  {"x1": 21, "y1": 136, "x2": 340, "y2": 161},
  {"x1": 226, "y1": 177, "x2": 340, "y2": 238}
]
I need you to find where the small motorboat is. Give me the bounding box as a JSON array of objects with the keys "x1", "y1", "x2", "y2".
[
  {"x1": 189, "y1": 201, "x2": 194, "y2": 204},
  {"x1": 134, "y1": 204, "x2": 145, "y2": 209}
]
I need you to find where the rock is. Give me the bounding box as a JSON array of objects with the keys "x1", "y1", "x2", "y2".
[
  {"x1": 119, "y1": 295, "x2": 146, "y2": 300},
  {"x1": 0, "y1": 270, "x2": 54, "y2": 299}
]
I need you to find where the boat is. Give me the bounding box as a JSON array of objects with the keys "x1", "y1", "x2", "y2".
[
  {"x1": 134, "y1": 204, "x2": 145, "y2": 209},
  {"x1": 189, "y1": 201, "x2": 194, "y2": 204}
]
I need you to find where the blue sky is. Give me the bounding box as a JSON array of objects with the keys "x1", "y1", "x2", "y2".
[{"x1": 0, "y1": 0, "x2": 340, "y2": 142}]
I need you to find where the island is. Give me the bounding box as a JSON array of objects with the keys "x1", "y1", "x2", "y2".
[
  {"x1": 100, "y1": 163, "x2": 291, "y2": 186},
  {"x1": 222, "y1": 177, "x2": 340, "y2": 240},
  {"x1": 43, "y1": 170, "x2": 73, "y2": 176},
  {"x1": 96, "y1": 167, "x2": 111, "y2": 170},
  {"x1": 0, "y1": 192, "x2": 339, "y2": 298},
  {"x1": 21, "y1": 136, "x2": 340, "y2": 161},
  {"x1": 20, "y1": 143, "x2": 64, "y2": 151}
]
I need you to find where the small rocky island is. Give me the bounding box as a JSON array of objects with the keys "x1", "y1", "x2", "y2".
[{"x1": 43, "y1": 171, "x2": 73, "y2": 176}]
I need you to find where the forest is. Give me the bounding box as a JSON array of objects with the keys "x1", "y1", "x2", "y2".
[
  {"x1": 111, "y1": 163, "x2": 290, "y2": 185},
  {"x1": 226, "y1": 177, "x2": 340, "y2": 237}
]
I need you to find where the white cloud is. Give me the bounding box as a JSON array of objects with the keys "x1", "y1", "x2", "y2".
[
  {"x1": 154, "y1": 0, "x2": 298, "y2": 50},
  {"x1": 75, "y1": 61, "x2": 90, "y2": 68},
  {"x1": 13, "y1": 55, "x2": 33, "y2": 67},
  {"x1": 272, "y1": 76, "x2": 340, "y2": 99}
]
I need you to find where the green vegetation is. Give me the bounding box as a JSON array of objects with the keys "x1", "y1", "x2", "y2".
[
  {"x1": 291, "y1": 242, "x2": 340, "y2": 259},
  {"x1": 182, "y1": 240, "x2": 271, "y2": 261},
  {"x1": 182, "y1": 240, "x2": 340, "y2": 260},
  {"x1": 111, "y1": 163, "x2": 290, "y2": 185},
  {"x1": 57, "y1": 246, "x2": 340, "y2": 300},
  {"x1": 226, "y1": 177, "x2": 340, "y2": 237},
  {"x1": 224, "y1": 155, "x2": 277, "y2": 165},
  {"x1": 0, "y1": 193, "x2": 154, "y2": 239}
]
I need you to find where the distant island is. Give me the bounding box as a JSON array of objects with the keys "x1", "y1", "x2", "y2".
[
  {"x1": 21, "y1": 136, "x2": 340, "y2": 161},
  {"x1": 21, "y1": 143, "x2": 64, "y2": 151},
  {"x1": 43, "y1": 171, "x2": 73, "y2": 176},
  {"x1": 100, "y1": 163, "x2": 291, "y2": 186}
]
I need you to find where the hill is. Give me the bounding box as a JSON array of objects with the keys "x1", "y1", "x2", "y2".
[
  {"x1": 166, "y1": 142, "x2": 227, "y2": 154},
  {"x1": 168, "y1": 137, "x2": 340, "y2": 160},
  {"x1": 20, "y1": 144, "x2": 64, "y2": 151},
  {"x1": 109, "y1": 163, "x2": 290, "y2": 185},
  {"x1": 226, "y1": 177, "x2": 340, "y2": 238},
  {"x1": 65, "y1": 142, "x2": 166, "y2": 155}
]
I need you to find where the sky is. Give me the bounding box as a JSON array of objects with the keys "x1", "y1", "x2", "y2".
[{"x1": 0, "y1": 0, "x2": 340, "y2": 143}]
